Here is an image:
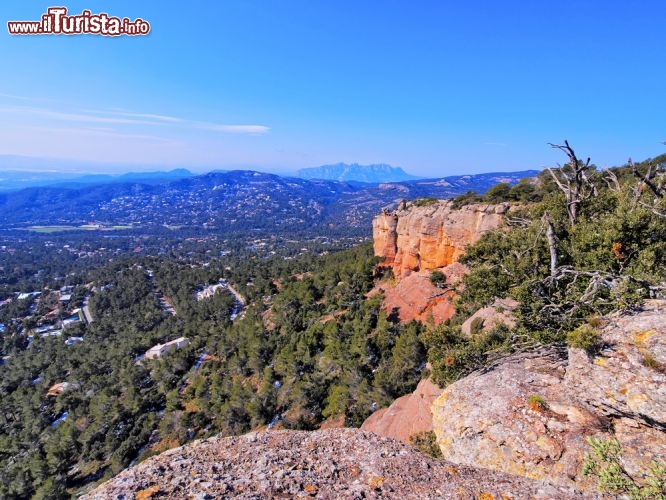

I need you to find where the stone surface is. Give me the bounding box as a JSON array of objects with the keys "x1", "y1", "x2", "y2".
[
  {"x1": 361, "y1": 378, "x2": 443, "y2": 443},
  {"x1": 460, "y1": 297, "x2": 519, "y2": 335},
  {"x1": 368, "y1": 271, "x2": 456, "y2": 324},
  {"x1": 373, "y1": 201, "x2": 508, "y2": 278},
  {"x1": 431, "y1": 300, "x2": 666, "y2": 492},
  {"x1": 83, "y1": 429, "x2": 594, "y2": 499}
]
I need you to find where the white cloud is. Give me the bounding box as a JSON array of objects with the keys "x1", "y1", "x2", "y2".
[
  {"x1": 193, "y1": 122, "x2": 270, "y2": 134},
  {"x1": 0, "y1": 93, "x2": 34, "y2": 101},
  {"x1": 0, "y1": 106, "x2": 167, "y2": 126},
  {"x1": 0, "y1": 104, "x2": 269, "y2": 135},
  {"x1": 104, "y1": 109, "x2": 183, "y2": 123}
]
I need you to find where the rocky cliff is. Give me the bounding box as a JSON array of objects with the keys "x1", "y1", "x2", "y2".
[
  {"x1": 84, "y1": 429, "x2": 592, "y2": 499},
  {"x1": 360, "y1": 378, "x2": 443, "y2": 443},
  {"x1": 431, "y1": 299, "x2": 666, "y2": 492},
  {"x1": 373, "y1": 201, "x2": 508, "y2": 277}
]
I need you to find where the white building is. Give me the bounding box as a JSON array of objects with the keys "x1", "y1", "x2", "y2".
[{"x1": 145, "y1": 337, "x2": 189, "y2": 359}]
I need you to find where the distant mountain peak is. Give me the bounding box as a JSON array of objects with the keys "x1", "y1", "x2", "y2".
[{"x1": 297, "y1": 163, "x2": 421, "y2": 183}]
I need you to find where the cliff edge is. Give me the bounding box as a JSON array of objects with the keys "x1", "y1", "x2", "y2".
[{"x1": 373, "y1": 201, "x2": 508, "y2": 278}]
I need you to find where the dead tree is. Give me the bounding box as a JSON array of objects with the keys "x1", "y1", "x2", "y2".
[
  {"x1": 628, "y1": 156, "x2": 666, "y2": 218},
  {"x1": 603, "y1": 169, "x2": 621, "y2": 193},
  {"x1": 542, "y1": 212, "x2": 558, "y2": 278},
  {"x1": 629, "y1": 158, "x2": 664, "y2": 200},
  {"x1": 547, "y1": 140, "x2": 597, "y2": 226}
]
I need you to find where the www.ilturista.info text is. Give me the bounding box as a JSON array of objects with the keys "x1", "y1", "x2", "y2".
[{"x1": 7, "y1": 7, "x2": 150, "y2": 36}]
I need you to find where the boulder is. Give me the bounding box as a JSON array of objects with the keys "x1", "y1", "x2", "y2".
[
  {"x1": 431, "y1": 300, "x2": 666, "y2": 492},
  {"x1": 461, "y1": 297, "x2": 519, "y2": 335},
  {"x1": 361, "y1": 378, "x2": 443, "y2": 443}
]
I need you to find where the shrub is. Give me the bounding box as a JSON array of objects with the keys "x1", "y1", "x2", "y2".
[
  {"x1": 413, "y1": 197, "x2": 439, "y2": 207},
  {"x1": 566, "y1": 324, "x2": 602, "y2": 354},
  {"x1": 527, "y1": 395, "x2": 548, "y2": 412},
  {"x1": 429, "y1": 270, "x2": 447, "y2": 288},
  {"x1": 452, "y1": 191, "x2": 484, "y2": 209},
  {"x1": 469, "y1": 317, "x2": 485, "y2": 335},
  {"x1": 484, "y1": 183, "x2": 513, "y2": 203},
  {"x1": 409, "y1": 430, "x2": 442, "y2": 458},
  {"x1": 426, "y1": 324, "x2": 510, "y2": 387},
  {"x1": 642, "y1": 353, "x2": 666, "y2": 374},
  {"x1": 583, "y1": 437, "x2": 666, "y2": 499}
]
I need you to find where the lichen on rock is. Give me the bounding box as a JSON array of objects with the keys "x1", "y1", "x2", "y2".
[{"x1": 431, "y1": 300, "x2": 666, "y2": 492}]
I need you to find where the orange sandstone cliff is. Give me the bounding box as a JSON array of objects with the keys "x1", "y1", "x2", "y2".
[
  {"x1": 363, "y1": 201, "x2": 511, "y2": 443},
  {"x1": 373, "y1": 201, "x2": 509, "y2": 277},
  {"x1": 370, "y1": 201, "x2": 509, "y2": 325}
]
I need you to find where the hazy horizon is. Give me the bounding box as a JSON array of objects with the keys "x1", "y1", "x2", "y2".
[{"x1": 0, "y1": 153, "x2": 547, "y2": 179}]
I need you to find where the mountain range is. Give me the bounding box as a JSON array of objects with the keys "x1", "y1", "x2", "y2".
[
  {"x1": 297, "y1": 163, "x2": 421, "y2": 183},
  {"x1": 0, "y1": 167, "x2": 193, "y2": 192},
  {"x1": 0, "y1": 168, "x2": 539, "y2": 234}
]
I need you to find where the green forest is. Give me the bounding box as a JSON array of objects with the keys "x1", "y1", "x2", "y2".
[
  {"x1": 0, "y1": 241, "x2": 426, "y2": 498},
  {"x1": 0, "y1": 145, "x2": 664, "y2": 498}
]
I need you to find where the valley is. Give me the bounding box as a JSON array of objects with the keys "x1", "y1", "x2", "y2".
[{"x1": 0, "y1": 157, "x2": 664, "y2": 499}]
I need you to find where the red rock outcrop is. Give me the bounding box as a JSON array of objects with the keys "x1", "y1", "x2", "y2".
[
  {"x1": 431, "y1": 300, "x2": 666, "y2": 492},
  {"x1": 368, "y1": 271, "x2": 456, "y2": 324},
  {"x1": 373, "y1": 201, "x2": 508, "y2": 278},
  {"x1": 361, "y1": 378, "x2": 443, "y2": 443}
]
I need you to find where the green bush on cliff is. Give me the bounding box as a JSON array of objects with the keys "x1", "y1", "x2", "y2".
[
  {"x1": 413, "y1": 197, "x2": 439, "y2": 207},
  {"x1": 566, "y1": 324, "x2": 602, "y2": 354},
  {"x1": 429, "y1": 270, "x2": 447, "y2": 288},
  {"x1": 583, "y1": 437, "x2": 666, "y2": 499},
  {"x1": 423, "y1": 323, "x2": 510, "y2": 387},
  {"x1": 410, "y1": 430, "x2": 442, "y2": 458},
  {"x1": 429, "y1": 147, "x2": 665, "y2": 386}
]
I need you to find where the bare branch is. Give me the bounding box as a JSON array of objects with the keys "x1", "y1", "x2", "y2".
[
  {"x1": 547, "y1": 140, "x2": 597, "y2": 226},
  {"x1": 546, "y1": 167, "x2": 569, "y2": 192},
  {"x1": 636, "y1": 199, "x2": 666, "y2": 218},
  {"x1": 603, "y1": 169, "x2": 621, "y2": 192},
  {"x1": 542, "y1": 212, "x2": 558, "y2": 278},
  {"x1": 506, "y1": 217, "x2": 531, "y2": 227},
  {"x1": 629, "y1": 158, "x2": 664, "y2": 199}
]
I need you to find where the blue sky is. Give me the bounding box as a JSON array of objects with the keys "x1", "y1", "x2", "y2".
[{"x1": 0, "y1": 1, "x2": 664, "y2": 176}]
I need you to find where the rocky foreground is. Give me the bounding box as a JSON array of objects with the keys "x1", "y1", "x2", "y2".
[
  {"x1": 83, "y1": 429, "x2": 593, "y2": 499},
  {"x1": 432, "y1": 299, "x2": 666, "y2": 492}
]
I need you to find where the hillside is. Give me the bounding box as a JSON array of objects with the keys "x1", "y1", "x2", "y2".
[
  {"x1": 0, "y1": 169, "x2": 537, "y2": 233},
  {"x1": 1, "y1": 149, "x2": 663, "y2": 498},
  {"x1": 0, "y1": 166, "x2": 193, "y2": 192}
]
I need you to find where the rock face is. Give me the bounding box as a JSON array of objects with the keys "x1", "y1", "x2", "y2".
[
  {"x1": 431, "y1": 300, "x2": 666, "y2": 492},
  {"x1": 368, "y1": 271, "x2": 456, "y2": 324},
  {"x1": 373, "y1": 201, "x2": 508, "y2": 277},
  {"x1": 84, "y1": 429, "x2": 593, "y2": 499},
  {"x1": 361, "y1": 378, "x2": 443, "y2": 443},
  {"x1": 460, "y1": 297, "x2": 519, "y2": 335}
]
